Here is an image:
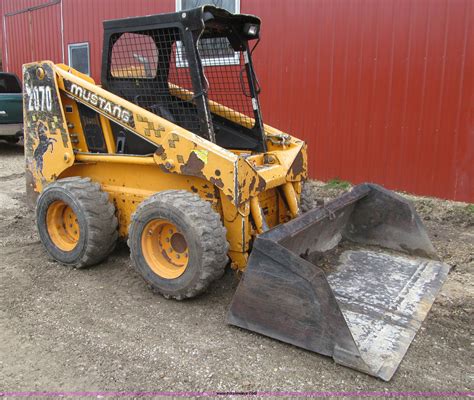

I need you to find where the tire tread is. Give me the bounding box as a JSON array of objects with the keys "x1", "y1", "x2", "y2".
[
  {"x1": 300, "y1": 180, "x2": 324, "y2": 213},
  {"x1": 39, "y1": 177, "x2": 118, "y2": 268}
]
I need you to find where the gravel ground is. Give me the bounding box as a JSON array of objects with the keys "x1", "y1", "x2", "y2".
[{"x1": 0, "y1": 140, "x2": 472, "y2": 393}]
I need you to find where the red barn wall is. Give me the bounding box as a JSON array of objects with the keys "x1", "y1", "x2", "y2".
[{"x1": 2, "y1": 0, "x2": 472, "y2": 202}]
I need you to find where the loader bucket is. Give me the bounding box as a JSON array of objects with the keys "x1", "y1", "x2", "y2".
[{"x1": 228, "y1": 184, "x2": 450, "y2": 381}]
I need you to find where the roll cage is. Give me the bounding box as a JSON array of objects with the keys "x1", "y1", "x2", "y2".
[{"x1": 101, "y1": 6, "x2": 266, "y2": 154}]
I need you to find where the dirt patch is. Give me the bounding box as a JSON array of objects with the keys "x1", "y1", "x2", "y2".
[{"x1": 0, "y1": 142, "x2": 472, "y2": 392}]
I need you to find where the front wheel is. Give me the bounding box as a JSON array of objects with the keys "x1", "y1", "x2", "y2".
[
  {"x1": 300, "y1": 180, "x2": 324, "y2": 213},
  {"x1": 128, "y1": 190, "x2": 229, "y2": 300}
]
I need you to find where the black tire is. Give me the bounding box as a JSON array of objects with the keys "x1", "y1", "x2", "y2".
[
  {"x1": 36, "y1": 177, "x2": 118, "y2": 268},
  {"x1": 300, "y1": 180, "x2": 324, "y2": 213},
  {"x1": 5, "y1": 136, "x2": 20, "y2": 144},
  {"x1": 129, "y1": 190, "x2": 229, "y2": 300}
]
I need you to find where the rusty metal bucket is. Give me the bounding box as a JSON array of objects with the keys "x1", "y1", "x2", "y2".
[{"x1": 227, "y1": 184, "x2": 450, "y2": 381}]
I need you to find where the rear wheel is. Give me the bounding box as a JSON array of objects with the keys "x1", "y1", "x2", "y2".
[
  {"x1": 300, "y1": 180, "x2": 324, "y2": 213},
  {"x1": 36, "y1": 177, "x2": 118, "y2": 268},
  {"x1": 5, "y1": 136, "x2": 20, "y2": 144},
  {"x1": 129, "y1": 190, "x2": 229, "y2": 300}
]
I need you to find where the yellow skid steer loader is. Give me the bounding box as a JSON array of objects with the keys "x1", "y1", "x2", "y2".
[{"x1": 23, "y1": 6, "x2": 449, "y2": 381}]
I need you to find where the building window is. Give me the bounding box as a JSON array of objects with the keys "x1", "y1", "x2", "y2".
[
  {"x1": 68, "y1": 43, "x2": 90, "y2": 75},
  {"x1": 176, "y1": 0, "x2": 239, "y2": 13},
  {"x1": 175, "y1": 0, "x2": 240, "y2": 67}
]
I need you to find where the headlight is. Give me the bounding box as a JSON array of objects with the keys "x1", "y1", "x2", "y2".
[{"x1": 244, "y1": 23, "x2": 259, "y2": 36}]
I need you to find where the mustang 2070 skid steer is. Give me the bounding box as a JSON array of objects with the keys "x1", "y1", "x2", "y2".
[{"x1": 23, "y1": 6, "x2": 449, "y2": 381}]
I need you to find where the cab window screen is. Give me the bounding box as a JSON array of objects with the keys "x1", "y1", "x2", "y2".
[
  {"x1": 108, "y1": 28, "x2": 200, "y2": 134},
  {"x1": 110, "y1": 33, "x2": 158, "y2": 78}
]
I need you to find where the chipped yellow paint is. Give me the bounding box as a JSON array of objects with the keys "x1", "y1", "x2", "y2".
[{"x1": 193, "y1": 149, "x2": 209, "y2": 164}]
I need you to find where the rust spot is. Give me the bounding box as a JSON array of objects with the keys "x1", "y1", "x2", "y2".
[
  {"x1": 210, "y1": 177, "x2": 224, "y2": 189},
  {"x1": 215, "y1": 169, "x2": 221, "y2": 176},
  {"x1": 249, "y1": 176, "x2": 257, "y2": 193},
  {"x1": 155, "y1": 145, "x2": 165, "y2": 156},
  {"x1": 180, "y1": 151, "x2": 205, "y2": 179},
  {"x1": 161, "y1": 249, "x2": 174, "y2": 264},
  {"x1": 202, "y1": 184, "x2": 209, "y2": 189},
  {"x1": 159, "y1": 164, "x2": 170, "y2": 173},
  {"x1": 191, "y1": 186, "x2": 198, "y2": 193},
  {"x1": 25, "y1": 169, "x2": 38, "y2": 209},
  {"x1": 205, "y1": 193, "x2": 214, "y2": 199},
  {"x1": 257, "y1": 176, "x2": 266, "y2": 192},
  {"x1": 170, "y1": 232, "x2": 186, "y2": 253},
  {"x1": 290, "y1": 151, "x2": 304, "y2": 176}
]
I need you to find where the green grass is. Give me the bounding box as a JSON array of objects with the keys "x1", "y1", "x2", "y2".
[
  {"x1": 324, "y1": 178, "x2": 352, "y2": 190},
  {"x1": 466, "y1": 204, "x2": 474, "y2": 214}
]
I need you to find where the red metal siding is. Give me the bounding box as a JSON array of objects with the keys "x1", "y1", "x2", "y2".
[
  {"x1": 2, "y1": 0, "x2": 51, "y2": 13},
  {"x1": 29, "y1": 3, "x2": 62, "y2": 62},
  {"x1": 0, "y1": 2, "x2": 3, "y2": 64},
  {"x1": 3, "y1": 0, "x2": 62, "y2": 73},
  {"x1": 1, "y1": 0, "x2": 472, "y2": 202},
  {"x1": 245, "y1": 0, "x2": 473, "y2": 203},
  {"x1": 62, "y1": 0, "x2": 174, "y2": 82}
]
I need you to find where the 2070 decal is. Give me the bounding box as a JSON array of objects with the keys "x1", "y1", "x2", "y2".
[{"x1": 26, "y1": 85, "x2": 53, "y2": 112}]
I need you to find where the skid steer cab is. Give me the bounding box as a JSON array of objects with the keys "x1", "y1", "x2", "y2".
[{"x1": 23, "y1": 6, "x2": 449, "y2": 381}]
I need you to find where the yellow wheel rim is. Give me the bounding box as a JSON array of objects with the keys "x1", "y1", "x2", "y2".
[
  {"x1": 46, "y1": 200, "x2": 80, "y2": 251},
  {"x1": 141, "y1": 219, "x2": 189, "y2": 279}
]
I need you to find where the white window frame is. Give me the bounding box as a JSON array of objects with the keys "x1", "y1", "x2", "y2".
[
  {"x1": 175, "y1": 0, "x2": 241, "y2": 67},
  {"x1": 68, "y1": 42, "x2": 91, "y2": 76}
]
